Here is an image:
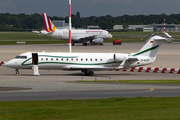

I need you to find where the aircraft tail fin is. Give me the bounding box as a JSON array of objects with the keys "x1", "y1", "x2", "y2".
[
  {"x1": 132, "y1": 35, "x2": 167, "y2": 58},
  {"x1": 42, "y1": 13, "x2": 56, "y2": 32}
]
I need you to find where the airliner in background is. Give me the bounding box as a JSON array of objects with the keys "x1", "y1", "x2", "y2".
[
  {"x1": 33, "y1": 13, "x2": 113, "y2": 46},
  {"x1": 3, "y1": 33, "x2": 171, "y2": 76}
]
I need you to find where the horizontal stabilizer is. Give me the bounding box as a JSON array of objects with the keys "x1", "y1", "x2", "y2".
[
  {"x1": 153, "y1": 38, "x2": 167, "y2": 41},
  {"x1": 164, "y1": 32, "x2": 172, "y2": 38},
  {"x1": 162, "y1": 31, "x2": 172, "y2": 38}
]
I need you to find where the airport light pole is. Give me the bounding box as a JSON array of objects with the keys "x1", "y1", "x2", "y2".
[
  {"x1": 69, "y1": 0, "x2": 72, "y2": 53},
  {"x1": 164, "y1": 17, "x2": 166, "y2": 32}
]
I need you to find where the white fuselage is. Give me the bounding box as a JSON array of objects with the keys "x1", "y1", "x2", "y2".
[
  {"x1": 5, "y1": 52, "x2": 155, "y2": 71},
  {"x1": 43, "y1": 29, "x2": 112, "y2": 42},
  {"x1": 3, "y1": 35, "x2": 168, "y2": 76}
]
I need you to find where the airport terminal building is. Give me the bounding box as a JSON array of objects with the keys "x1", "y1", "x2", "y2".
[{"x1": 113, "y1": 24, "x2": 180, "y2": 32}]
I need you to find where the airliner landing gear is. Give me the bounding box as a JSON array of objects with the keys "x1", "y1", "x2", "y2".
[
  {"x1": 15, "y1": 69, "x2": 20, "y2": 76},
  {"x1": 88, "y1": 71, "x2": 94, "y2": 76},
  {"x1": 82, "y1": 70, "x2": 94, "y2": 76},
  {"x1": 82, "y1": 43, "x2": 87, "y2": 46}
]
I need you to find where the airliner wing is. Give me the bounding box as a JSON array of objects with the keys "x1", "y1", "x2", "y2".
[{"x1": 73, "y1": 35, "x2": 96, "y2": 41}]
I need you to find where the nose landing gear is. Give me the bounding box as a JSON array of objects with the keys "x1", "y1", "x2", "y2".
[{"x1": 15, "y1": 69, "x2": 20, "y2": 76}]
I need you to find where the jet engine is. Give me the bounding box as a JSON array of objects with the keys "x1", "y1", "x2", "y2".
[
  {"x1": 113, "y1": 54, "x2": 128, "y2": 62},
  {"x1": 92, "y1": 38, "x2": 104, "y2": 44}
]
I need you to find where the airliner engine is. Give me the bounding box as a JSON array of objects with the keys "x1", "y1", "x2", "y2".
[
  {"x1": 92, "y1": 38, "x2": 103, "y2": 44},
  {"x1": 113, "y1": 54, "x2": 128, "y2": 62}
]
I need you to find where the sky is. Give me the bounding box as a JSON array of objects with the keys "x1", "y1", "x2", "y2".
[{"x1": 0, "y1": 0, "x2": 180, "y2": 17}]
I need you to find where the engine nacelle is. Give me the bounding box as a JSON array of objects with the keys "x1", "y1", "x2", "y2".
[
  {"x1": 92, "y1": 38, "x2": 104, "y2": 44},
  {"x1": 114, "y1": 54, "x2": 128, "y2": 62}
]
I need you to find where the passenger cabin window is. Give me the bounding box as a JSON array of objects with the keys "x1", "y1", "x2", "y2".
[
  {"x1": 81, "y1": 58, "x2": 83, "y2": 61},
  {"x1": 41, "y1": 58, "x2": 43, "y2": 61},
  {"x1": 90, "y1": 59, "x2": 92, "y2": 61},
  {"x1": 86, "y1": 58, "x2": 88, "y2": 61},
  {"x1": 56, "y1": 58, "x2": 58, "y2": 61},
  {"x1": 46, "y1": 58, "x2": 48, "y2": 61},
  {"x1": 51, "y1": 58, "x2": 53, "y2": 61},
  {"x1": 71, "y1": 58, "x2": 73, "y2": 61},
  {"x1": 95, "y1": 59, "x2": 97, "y2": 61},
  {"x1": 66, "y1": 58, "x2": 68, "y2": 61},
  {"x1": 100, "y1": 59, "x2": 102, "y2": 61},
  {"x1": 61, "y1": 58, "x2": 63, "y2": 61},
  {"x1": 76, "y1": 58, "x2": 78, "y2": 61}
]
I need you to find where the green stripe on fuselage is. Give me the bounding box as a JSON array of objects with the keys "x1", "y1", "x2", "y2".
[
  {"x1": 22, "y1": 55, "x2": 78, "y2": 66},
  {"x1": 22, "y1": 55, "x2": 117, "y2": 66},
  {"x1": 38, "y1": 55, "x2": 78, "y2": 58}
]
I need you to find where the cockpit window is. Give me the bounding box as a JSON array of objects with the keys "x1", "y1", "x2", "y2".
[{"x1": 15, "y1": 56, "x2": 27, "y2": 59}]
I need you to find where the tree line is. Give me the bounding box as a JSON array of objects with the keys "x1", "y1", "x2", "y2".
[{"x1": 1, "y1": 12, "x2": 180, "y2": 31}]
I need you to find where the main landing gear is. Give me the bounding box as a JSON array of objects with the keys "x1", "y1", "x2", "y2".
[
  {"x1": 15, "y1": 69, "x2": 20, "y2": 76},
  {"x1": 82, "y1": 70, "x2": 94, "y2": 76},
  {"x1": 82, "y1": 43, "x2": 87, "y2": 46}
]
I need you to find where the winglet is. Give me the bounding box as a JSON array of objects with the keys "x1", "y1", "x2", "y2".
[{"x1": 42, "y1": 13, "x2": 56, "y2": 32}]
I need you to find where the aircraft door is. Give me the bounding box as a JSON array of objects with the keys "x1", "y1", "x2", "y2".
[
  {"x1": 62, "y1": 30, "x2": 68, "y2": 39},
  {"x1": 32, "y1": 53, "x2": 40, "y2": 75},
  {"x1": 32, "y1": 53, "x2": 38, "y2": 65}
]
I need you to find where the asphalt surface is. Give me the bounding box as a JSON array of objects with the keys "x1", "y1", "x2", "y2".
[{"x1": 0, "y1": 43, "x2": 180, "y2": 101}]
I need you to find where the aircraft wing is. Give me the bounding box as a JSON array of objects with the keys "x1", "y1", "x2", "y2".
[
  {"x1": 32, "y1": 31, "x2": 40, "y2": 33},
  {"x1": 73, "y1": 35, "x2": 97, "y2": 41},
  {"x1": 68, "y1": 65, "x2": 110, "y2": 71}
]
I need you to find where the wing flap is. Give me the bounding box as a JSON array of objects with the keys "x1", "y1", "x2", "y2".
[{"x1": 69, "y1": 65, "x2": 110, "y2": 70}]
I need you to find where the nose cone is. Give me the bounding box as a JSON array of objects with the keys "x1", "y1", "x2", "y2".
[
  {"x1": 107, "y1": 33, "x2": 113, "y2": 39},
  {"x1": 4, "y1": 61, "x2": 11, "y2": 67},
  {"x1": 4, "y1": 60, "x2": 17, "y2": 68},
  {"x1": 109, "y1": 34, "x2": 113, "y2": 39}
]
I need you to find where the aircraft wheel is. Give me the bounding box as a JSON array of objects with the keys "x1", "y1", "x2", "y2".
[
  {"x1": 89, "y1": 71, "x2": 94, "y2": 76},
  {"x1": 15, "y1": 69, "x2": 20, "y2": 76}
]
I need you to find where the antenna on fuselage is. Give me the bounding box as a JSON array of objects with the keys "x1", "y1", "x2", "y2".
[{"x1": 69, "y1": 0, "x2": 72, "y2": 53}]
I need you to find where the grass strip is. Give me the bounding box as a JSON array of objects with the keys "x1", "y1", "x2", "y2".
[
  {"x1": 0, "y1": 97, "x2": 180, "y2": 120},
  {"x1": 78, "y1": 80, "x2": 180, "y2": 84},
  {"x1": 0, "y1": 31, "x2": 179, "y2": 45}
]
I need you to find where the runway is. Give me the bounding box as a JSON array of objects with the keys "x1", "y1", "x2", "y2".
[{"x1": 0, "y1": 43, "x2": 180, "y2": 101}]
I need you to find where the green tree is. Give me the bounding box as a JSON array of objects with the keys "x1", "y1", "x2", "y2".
[
  {"x1": 123, "y1": 23, "x2": 129, "y2": 30},
  {"x1": 76, "y1": 11, "x2": 80, "y2": 19}
]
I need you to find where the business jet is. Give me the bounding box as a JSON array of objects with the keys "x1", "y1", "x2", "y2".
[
  {"x1": 3, "y1": 33, "x2": 171, "y2": 76},
  {"x1": 38, "y1": 13, "x2": 113, "y2": 46}
]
